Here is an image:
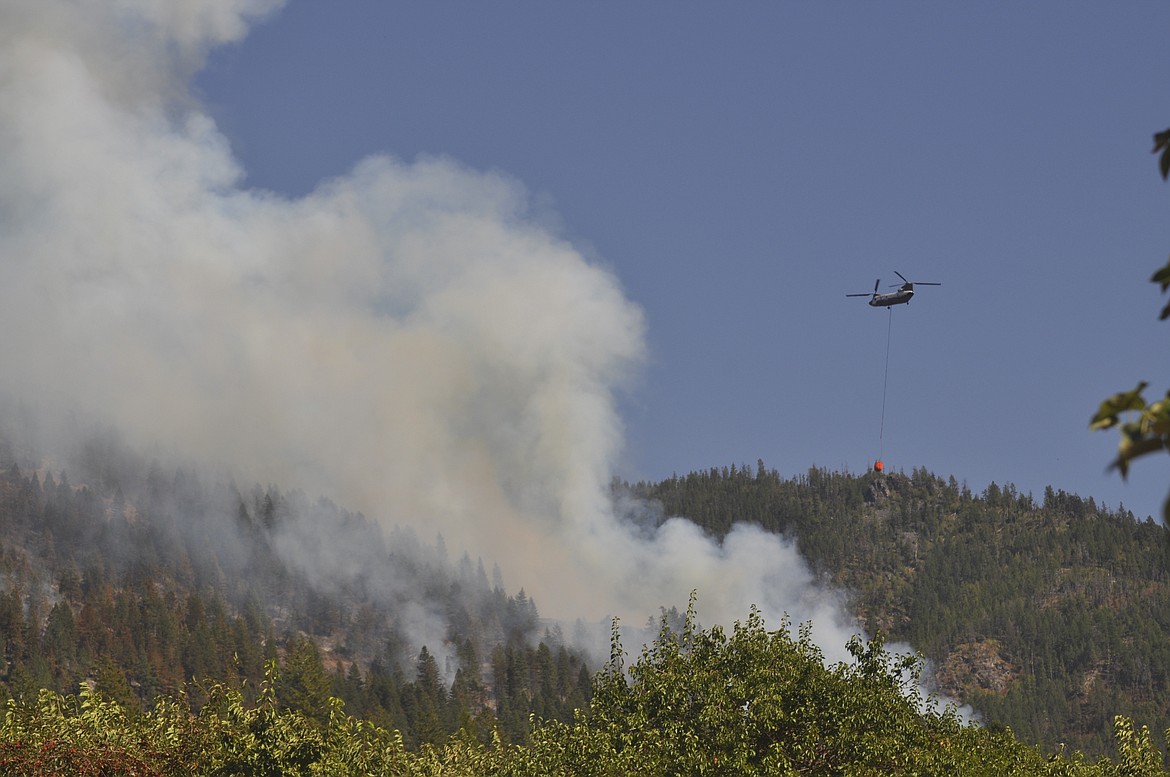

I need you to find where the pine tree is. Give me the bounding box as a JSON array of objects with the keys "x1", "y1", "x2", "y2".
[{"x1": 277, "y1": 636, "x2": 333, "y2": 728}]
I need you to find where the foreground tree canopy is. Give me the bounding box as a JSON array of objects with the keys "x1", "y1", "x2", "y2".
[
  {"x1": 0, "y1": 606, "x2": 1164, "y2": 776},
  {"x1": 1091, "y1": 127, "x2": 1170, "y2": 521}
]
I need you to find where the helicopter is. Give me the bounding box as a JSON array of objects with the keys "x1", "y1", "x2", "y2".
[{"x1": 847, "y1": 271, "x2": 940, "y2": 307}]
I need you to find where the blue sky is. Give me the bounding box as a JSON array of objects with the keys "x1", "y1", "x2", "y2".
[{"x1": 197, "y1": 2, "x2": 1170, "y2": 521}]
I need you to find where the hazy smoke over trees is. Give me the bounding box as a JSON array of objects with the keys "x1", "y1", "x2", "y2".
[{"x1": 0, "y1": 0, "x2": 863, "y2": 661}]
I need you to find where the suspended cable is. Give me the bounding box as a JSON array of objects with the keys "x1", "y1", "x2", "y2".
[{"x1": 877, "y1": 308, "x2": 893, "y2": 470}]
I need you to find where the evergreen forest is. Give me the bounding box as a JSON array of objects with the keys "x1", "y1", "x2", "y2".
[
  {"x1": 0, "y1": 426, "x2": 1167, "y2": 772},
  {"x1": 629, "y1": 463, "x2": 1170, "y2": 758},
  {"x1": 0, "y1": 430, "x2": 593, "y2": 750}
]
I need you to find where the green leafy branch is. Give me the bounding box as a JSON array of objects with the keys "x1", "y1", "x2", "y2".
[
  {"x1": 1153, "y1": 128, "x2": 1170, "y2": 184},
  {"x1": 1090, "y1": 381, "x2": 1170, "y2": 479},
  {"x1": 1091, "y1": 129, "x2": 1170, "y2": 521}
]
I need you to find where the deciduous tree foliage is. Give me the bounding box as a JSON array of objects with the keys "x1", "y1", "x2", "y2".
[
  {"x1": 1091, "y1": 127, "x2": 1170, "y2": 522},
  {"x1": 509, "y1": 603, "x2": 1126, "y2": 776},
  {"x1": 0, "y1": 614, "x2": 1163, "y2": 775}
]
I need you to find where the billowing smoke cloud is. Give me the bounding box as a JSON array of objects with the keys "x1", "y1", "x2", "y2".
[{"x1": 0, "y1": 0, "x2": 869, "y2": 667}]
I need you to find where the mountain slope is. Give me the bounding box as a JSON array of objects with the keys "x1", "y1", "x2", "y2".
[
  {"x1": 0, "y1": 431, "x2": 593, "y2": 747},
  {"x1": 0, "y1": 422, "x2": 1166, "y2": 758},
  {"x1": 630, "y1": 463, "x2": 1170, "y2": 757}
]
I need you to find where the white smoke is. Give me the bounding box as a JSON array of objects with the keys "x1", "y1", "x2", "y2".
[{"x1": 0, "y1": 0, "x2": 871, "y2": 667}]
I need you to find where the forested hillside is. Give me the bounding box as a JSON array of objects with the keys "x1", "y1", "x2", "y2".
[
  {"x1": 629, "y1": 462, "x2": 1170, "y2": 757},
  {"x1": 0, "y1": 421, "x2": 1166, "y2": 764},
  {"x1": 6, "y1": 612, "x2": 1162, "y2": 775},
  {"x1": 0, "y1": 431, "x2": 592, "y2": 748}
]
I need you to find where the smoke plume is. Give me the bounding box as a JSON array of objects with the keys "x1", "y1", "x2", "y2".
[{"x1": 0, "y1": 0, "x2": 868, "y2": 666}]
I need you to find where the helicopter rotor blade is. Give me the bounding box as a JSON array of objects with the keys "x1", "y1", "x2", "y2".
[
  {"x1": 846, "y1": 278, "x2": 881, "y2": 298},
  {"x1": 888, "y1": 270, "x2": 941, "y2": 287}
]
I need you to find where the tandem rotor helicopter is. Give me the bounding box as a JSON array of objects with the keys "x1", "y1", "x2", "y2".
[
  {"x1": 846, "y1": 270, "x2": 942, "y2": 475},
  {"x1": 846, "y1": 271, "x2": 940, "y2": 307}
]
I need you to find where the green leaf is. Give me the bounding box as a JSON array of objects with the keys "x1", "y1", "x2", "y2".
[
  {"x1": 1154, "y1": 129, "x2": 1170, "y2": 180},
  {"x1": 1150, "y1": 261, "x2": 1170, "y2": 292},
  {"x1": 1109, "y1": 414, "x2": 1169, "y2": 479},
  {"x1": 1115, "y1": 434, "x2": 1166, "y2": 474},
  {"x1": 1144, "y1": 395, "x2": 1170, "y2": 436},
  {"x1": 1089, "y1": 382, "x2": 1148, "y2": 430}
]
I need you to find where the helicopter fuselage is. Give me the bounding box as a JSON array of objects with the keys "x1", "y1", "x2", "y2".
[{"x1": 868, "y1": 285, "x2": 915, "y2": 307}]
